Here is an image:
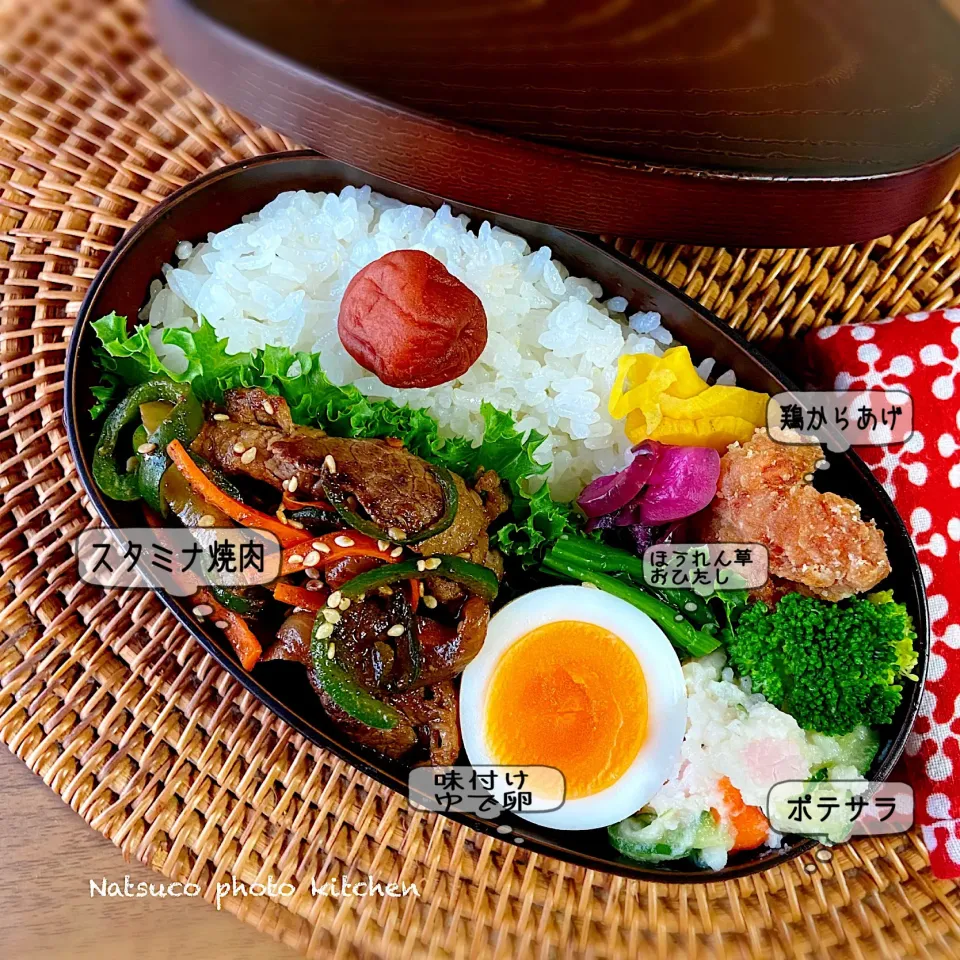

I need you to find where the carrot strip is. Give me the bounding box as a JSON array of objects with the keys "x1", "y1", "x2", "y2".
[
  {"x1": 415, "y1": 617, "x2": 456, "y2": 648},
  {"x1": 273, "y1": 582, "x2": 329, "y2": 611},
  {"x1": 716, "y1": 777, "x2": 769, "y2": 852},
  {"x1": 281, "y1": 492, "x2": 334, "y2": 512},
  {"x1": 196, "y1": 588, "x2": 262, "y2": 671},
  {"x1": 167, "y1": 440, "x2": 312, "y2": 549},
  {"x1": 279, "y1": 531, "x2": 398, "y2": 575}
]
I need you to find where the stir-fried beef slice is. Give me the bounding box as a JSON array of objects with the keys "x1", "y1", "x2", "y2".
[
  {"x1": 415, "y1": 597, "x2": 489, "y2": 686},
  {"x1": 325, "y1": 555, "x2": 383, "y2": 590},
  {"x1": 194, "y1": 387, "x2": 447, "y2": 535},
  {"x1": 264, "y1": 605, "x2": 420, "y2": 759},
  {"x1": 418, "y1": 469, "x2": 508, "y2": 604},
  {"x1": 389, "y1": 680, "x2": 460, "y2": 766},
  {"x1": 424, "y1": 532, "x2": 504, "y2": 606},
  {"x1": 316, "y1": 435, "x2": 446, "y2": 534},
  {"x1": 225, "y1": 386, "x2": 296, "y2": 431},
  {"x1": 310, "y1": 677, "x2": 419, "y2": 759},
  {"x1": 330, "y1": 594, "x2": 399, "y2": 691},
  {"x1": 193, "y1": 419, "x2": 287, "y2": 487},
  {"x1": 416, "y1": 472, "x2": 487, "y2": 556},
  {"x1": 312, "y1": 600, "x2": 464, "y2": 762},
  {"x1": 474, "y1": 468, "x2": 511, "y2": 522},
  {"x1": 262, "y1": 611, "x2": 314, "y2": 665}
]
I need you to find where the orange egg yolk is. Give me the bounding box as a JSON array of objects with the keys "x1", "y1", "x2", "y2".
[{"x1": 484, "y1": 621, "x2": 647, "y2": 799}]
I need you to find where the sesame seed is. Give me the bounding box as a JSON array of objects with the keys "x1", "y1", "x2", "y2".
[
  {"x1": 288, "y1": 554, "x2": 304, "y2": 566},
  {"x1": 339, "y1": 598, "x2": 351, "y2": 611},
  {"x1": 324, "y1": 454, "x2": 337, "y2": 473},
  {"x1": 315, "y1": 621, "x2": 334, "y2": 640},
  {"x1": 327, "y1": 590, "x2": 342, "y2": 608},
  {"x1": 387, "y1": 527, "x2": 406, "y2": 540},
  {"x1": 378, "y1": 586, "x2": 394, "y2": 596},
  {"x1": 458, "y1": 552, "x2": 472, "y2": 559},
  {"x1": 390, "y1": 547, "x2": 403, "y2": 558},
  {"x1": 262, "y1": 399, "x2": 274, "y2": 415},
  {"x1": 305, "y1": 580, "x2": 325, "y2": 591},
  {"x1": 125, "y1": 456, "x2": 139, "y2": 472},
  {"x1": 137, "y1": 441, "x2": 157, "y2": 455},
  {"x1": 419, "y1": 581, "x2": 425, "y2": 596},
  {"x1": 386, "y1": 624, "x2": 405, "y2": 637},
  {"x1": 423, "y1": 557, "x2": 442, "y2": 570},
  {"x1": 287, "y1": 476, "x2": 298, "y2": 493},
  {"x1": 287, "y1": 519, "x2": 305, "y2": 530},
  {"x1": 322, "y1": 608, "x2": 341, "y2": 624},
  {"x1": 327, "y1": 641, "x2": 336, "y2": 659},
  {"x1": 303, "y1": 550, "x2": 321, "y2": 568},
  {"x1": 316, "y1": 543, "x2": 331, "y2": 554},
  {"x1": 214, "y1": 619, "x2": 229, "y2": 629},
  {"x1": 198, "y1": 514, "x2": 216, "y2": 528},
  {"x1": 581, "y1": 582, "x2": 599, "y2": 590},
  {"x1": 240, "y1": 446, "x2": 257, "y2": 464},
  {"x1": 416, "y1": 560, "x2": 426, "y2": 572},
  {"x1": 423, "y1": 595, "x2": 438, "y2": 609},
  {"x1": 281, "y1": 479, "x2": 290, "y2": 491},
  {"x1": 377, "y1": 540, "x2": 389, "y2": 552},
  {"x1": 305, "y1": 566, "x2": 322, "y2": 579},
  {"x1": 213, "y1": 413, "x2": 230, "y2": 422},
  {"x1": 334, "y1": 535, "x2": 355, "y2": 548},
  {"x1": 192, "y1": 604, "x2": 213, "y2": 618},
  {"x1": 233, "y1": 442, "x2": 246, "y2": 454}
]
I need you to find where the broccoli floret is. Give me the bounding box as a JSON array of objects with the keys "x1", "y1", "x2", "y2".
[{"x1": 728, "y1": 592, "x2": 917, "y2": 736}]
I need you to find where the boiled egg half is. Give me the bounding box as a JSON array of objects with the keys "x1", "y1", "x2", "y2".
[{"x1": 459, "y1": 585, "x2": 687, "y2": 830}]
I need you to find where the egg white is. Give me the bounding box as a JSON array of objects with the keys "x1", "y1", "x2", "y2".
[{"x1": 459, "y1": 585, "x2": 687, "y2": 831}]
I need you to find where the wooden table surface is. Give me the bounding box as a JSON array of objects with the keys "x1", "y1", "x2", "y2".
[{"x1": 0, "y1": 745, "x2": 300, "y2": 960}]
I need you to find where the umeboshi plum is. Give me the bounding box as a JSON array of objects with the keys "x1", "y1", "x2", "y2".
[{"x1": 338, "y1": 250, "x2": 487, "y2": 388}]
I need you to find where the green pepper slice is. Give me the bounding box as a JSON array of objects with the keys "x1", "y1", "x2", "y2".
[
  {"x1": 338, "y1": 555, "x2": 499, "y2": 603},
  {"x1": 131, "y1": 424, "x2": 148, "y2": 453},
  {"x1": 94, "y1": 379, "x2": 202, "y2": 506},
  {"x1": 321, "y1": 462, "x2": 458, "y2": 545},
  {"x1": 135, "y1": 382, "x2": 203, "y2": 514},
  {"x1": 211, "y1": 586, "x2": 268, "y2": 616},
  {"x1": 93, "y1": 380, "x2": 164, "y2": 501},
  {"x1": 310, "y1": 614, "x2": 404, "y2": 730},
  {"x1": 285, "y1": 504, "x2": 341, "y2": 532},
  {"x1": 381, "y1": 589, "x2": 421, "y2": 692}
]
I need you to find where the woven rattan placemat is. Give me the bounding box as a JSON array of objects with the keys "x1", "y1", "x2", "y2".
[{"x1": 2, "y1": 1, "x2": 960, "y2": 957}]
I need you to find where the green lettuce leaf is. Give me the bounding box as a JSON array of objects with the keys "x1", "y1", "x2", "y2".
[{"x1": 90, "y1": 315, "x2": 579, "y2": 558}]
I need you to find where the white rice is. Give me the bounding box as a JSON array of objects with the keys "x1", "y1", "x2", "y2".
[{"x1": 141, "y1": 185, "x2": 673, "y2": 500}]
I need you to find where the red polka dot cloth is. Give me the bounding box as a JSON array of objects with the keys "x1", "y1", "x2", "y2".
[{"x1": 803, "y1": 308, "x2": 960, "y2": 878}]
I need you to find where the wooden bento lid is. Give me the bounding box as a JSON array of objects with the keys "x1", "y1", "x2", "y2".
[{"x1": 151, "y1": 0, "x2": 960, "y2": 247}]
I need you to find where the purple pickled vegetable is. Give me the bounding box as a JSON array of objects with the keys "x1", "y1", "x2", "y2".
[
  {"x1": 578, "y1": 441, "x2": 720, "y2": 550},
  {"x1": 614, "y1": 502, "x2": 644, "y2": 526},
  {"x1": 636, "y1": 445, "x2": 721, "y2": 525},
  {"x1": 584, "y1": 513, "x2": 620, "y2": 533},
  {"x1": 626, "y1": 524, "x2": 657, "y2": 553},
  {"x1": 657, "y1": 520, "x2": 685, "y2": 543},
  {"x1": 577, "y1": 444, "x2": 659, "y2": 517}
]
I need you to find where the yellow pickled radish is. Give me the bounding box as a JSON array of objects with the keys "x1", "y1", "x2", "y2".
[
  {"x1": 611, "y1": 344, "x2": 769, "y2": 449},
  {"x1": 610, "y1": 369, "x2": 675, "y2": 432},
  {"x1": 658, "y1": 385, "x2": 768, "y2": 425},
  {"x1": 656, "y1": 346, "x2": 709, "y2": 398},
  {"x1": 609, "y1": 353, "x2": 665, "y2": 418},
  {"x1": 645, "y1": 415, "x2": 765, "y2": 451}
]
